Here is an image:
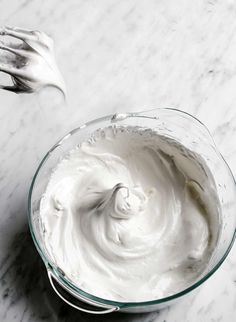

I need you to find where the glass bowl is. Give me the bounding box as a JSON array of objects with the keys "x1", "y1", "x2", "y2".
[{"x1": 28, "y1": 108, "x2": 236, "y2": 314}]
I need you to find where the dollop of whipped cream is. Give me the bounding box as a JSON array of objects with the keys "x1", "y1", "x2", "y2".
[
  {"x1": 40, "y1": 126, "x2": 220, "y2": 302},
  {"x1": 0, "y1": 26, "x2": 66, "y2": 95}
]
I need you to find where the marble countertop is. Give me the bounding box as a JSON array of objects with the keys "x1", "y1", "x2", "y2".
[{"x1": 0, "y1": 0, "x2": 236, "y2": 321}]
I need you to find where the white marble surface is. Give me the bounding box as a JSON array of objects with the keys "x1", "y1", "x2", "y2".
[{"x1": 0, "y1": 0, "x2": 236, "y2": 321}]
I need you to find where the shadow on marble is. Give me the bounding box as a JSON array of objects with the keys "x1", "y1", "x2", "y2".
[{"x1": 3, "y1": 222, "x2": 163, "y2": 322}]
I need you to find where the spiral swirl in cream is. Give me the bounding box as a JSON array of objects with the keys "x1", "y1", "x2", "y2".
[{"x1": 40, "y1": 126, "x2": 220, "y2": 301}]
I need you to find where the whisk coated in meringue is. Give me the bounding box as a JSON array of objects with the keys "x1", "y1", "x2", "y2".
[{"x1": 0, "y1": 26, "x2": 66, "y2": 95}]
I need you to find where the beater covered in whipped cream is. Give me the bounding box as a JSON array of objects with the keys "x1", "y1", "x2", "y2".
[
  {"x1": 0, "y1": 26, "x2": 66, "y2": 95},
  {"x1": 40, "y1": 126, "x2": 220, "y2": 302}
]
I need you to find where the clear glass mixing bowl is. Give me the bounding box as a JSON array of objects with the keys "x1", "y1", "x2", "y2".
[{"x1": 28, "y1": 108, "x2": 236, "y2": 314}]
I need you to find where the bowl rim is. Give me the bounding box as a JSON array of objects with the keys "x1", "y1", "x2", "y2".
[{"x1": 28, "y1": 107, "x2": 236, "y2": 308}]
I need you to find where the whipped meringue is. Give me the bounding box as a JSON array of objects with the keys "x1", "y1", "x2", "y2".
[
  {"x1": 0, "y1": 26, "x2": 66, "y2": 95},
  {"x1": 40, "y1": 126, "x2": 220, "y2": 302}
]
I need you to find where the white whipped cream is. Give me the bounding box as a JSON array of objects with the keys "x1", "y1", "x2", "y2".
[
  {"x1": 40, "y1": 126, "x2": 220, "y2": 302},
  {"x1": 0, "y1": 26, "x2": 66, "y2": 95}
]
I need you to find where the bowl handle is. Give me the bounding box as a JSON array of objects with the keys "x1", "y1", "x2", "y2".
[{"x1": 47, "y1": 269, "x2": 119, "y2": 314}]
